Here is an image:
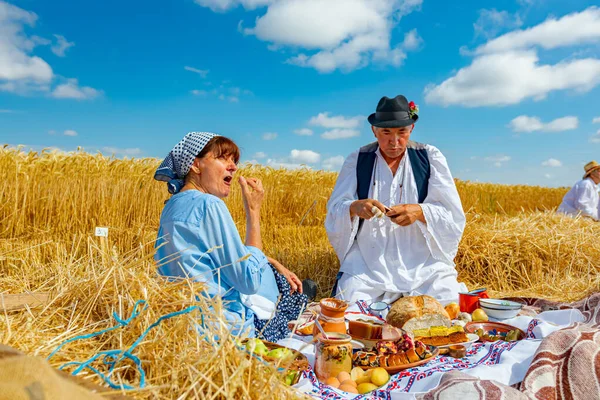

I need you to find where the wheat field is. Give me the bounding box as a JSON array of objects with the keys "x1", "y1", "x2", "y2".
[{"x1": 1, "y1": 147, "x2": 599, "y2": 399}]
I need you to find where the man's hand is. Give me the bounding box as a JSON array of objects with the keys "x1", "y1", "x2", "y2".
[
  {"x1": 350, "y1": 199, "x2": 387, "y2": 220},
  {"x1": 386, "y1": 204, "x2": 426, "y2": 226},
  {"x1": 268, "y1": 257, "x2": 303, "y2": 294}
]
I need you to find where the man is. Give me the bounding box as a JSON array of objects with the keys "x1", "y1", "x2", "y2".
[
  {"x1": 325, "y1": 95, "x2": 467, "y2": 304},
  {"x1": 557, "y1": 161, "x2": 600, "y2": 220}
]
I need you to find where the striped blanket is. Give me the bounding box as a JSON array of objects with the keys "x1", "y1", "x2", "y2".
[{"x1": 418, "y1": 293, "x2": 600, "y2": 400}]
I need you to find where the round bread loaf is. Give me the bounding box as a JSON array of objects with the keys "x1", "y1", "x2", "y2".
[{"x1": 386, "y1": 295, "x2": 451, "y2": 333}]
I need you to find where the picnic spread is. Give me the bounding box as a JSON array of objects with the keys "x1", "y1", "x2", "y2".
[{"x1": 265, "y1": 291, "x2": 600, "y2": 399}]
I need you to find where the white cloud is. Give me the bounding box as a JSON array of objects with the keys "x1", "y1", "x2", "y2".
[
  {"x1": 475, "y1": 7, "x2": 600, "y2": 55},
  {"x1": 266, "y1": 159, "x2": 308, "y2": 170},
  {"x1": 425, "y1": 50, "x2": 600, "y2": 107},
  {"x1": 425, "y1": 7, "x2": 600, "y2": 107},
  {"x1": 544, "y1": 173, "x2": 552, "y2": 179},
  {"x1": 473, "y1": 9, "x2": 523, "y2": 40},
  {"x1": 309, "y1": 112, "x2": 364, "y2": 129},
  {"x1": 198, "y1": 0, "x2": 423, "y2": 73},
  {"x1": 51, "y1": 78, "x2": 101, "y2": 100},
  {"x1": 194, "y1": 0, "x2": 273, "y2": 12},
  {"x1": 102, "y1": 147, "x2": 142, "y2": 157},
  {"x1": 253, "y1": 151, "x2": 266, "y2": 159},
  {"x1": 590, "y1": 129, "x2": 600, "y2": 143},
  {"x1": 51, "y1": 34, "x2": 74, "y2": 57},
  {"x1": 401, "y1": 29, "x2": 423, "y2": 51},
  {"x1": 294, "y1": 128, "x2": 313, "y2": 136},
  {"x1": 321, "y1": 129, "x2": 361, "y2": 140},
  {"x1": 0, "y1": 2, "x2": 53, "y2": 86},
  {"x1": 262, "y1": 132, "x2": 277, "y2": 140},
  {"x1": 0, "y1": 109, "x2": 16, "y2": 113},
  {"x1": 509, "y1": 115, "x2": 578, "y2": 132},
  {"x1": 63, "y1": 129, "x2": 77, "y2": 136},
  {"x1": 184, "y1": 66, "x2": 209, "y2": 78},
  {"x1": 191, "y1": 89, "x2": 208, "y2": 96},
  {"x1": 290, "y1": 149, "x2": 320, "y2": 164},
  {"x1": 544, "y1": 116, "x2": 579, "y2": 132},
  {"x1": 0, "y1": 2, "x2": 100, "y2": 98},
  {"x1": 508, "y1": 115, "x2": 544, "y2": 132},
  {"x1": 593, "y1": 117, "x2": 600, "y2": 123},
  {"x1": 322, "y1": 155, "x2": 345, "y2": 171},
  {"x1": 484, "y1": 155, "x2": 510, "y2": 167},
  {"x1": 542, "y1": 158, "x2": 562, "y2": 167},
  {"x1": 48, "y1": 129, "x2": 55, "y2": 135}
]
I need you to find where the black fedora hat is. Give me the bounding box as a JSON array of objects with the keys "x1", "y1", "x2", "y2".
[{"x1": 367, "y1": 95, "x2": 418, "y2": 128}]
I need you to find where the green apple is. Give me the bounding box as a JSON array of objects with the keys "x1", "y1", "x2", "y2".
[
  {"x1": 266, "y1": 347, "x2": 294, "y2": 361},
  {"x1": 245, "y1": 338, "x2": 269, "y2": 356}
]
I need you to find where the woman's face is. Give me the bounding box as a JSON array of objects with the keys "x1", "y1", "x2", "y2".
[{"x1": 195, "y1": 151, "x2": 238, "y2": 198}]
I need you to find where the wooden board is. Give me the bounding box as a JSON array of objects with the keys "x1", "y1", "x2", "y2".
[
  {"x1": 357, "y1": 346, "x2": 440, "y2": 374},
  {"x1": 0, "y1": 292, "x2": 51, "y2": 312}
]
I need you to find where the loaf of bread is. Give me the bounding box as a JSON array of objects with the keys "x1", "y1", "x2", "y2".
[{"x1": 386, "y1": 295, "x2": 451, "y2": 333}]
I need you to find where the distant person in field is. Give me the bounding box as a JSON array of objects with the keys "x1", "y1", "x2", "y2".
[
  {"x1": 154, "y1": 132, "x2": 314, "y2": 342},
  {"x1": 325, "y1": 95, "x2": 467, "y2": 305},
  {"x1": 557, "y1": 161, "x2": 600, "y2": 221}
]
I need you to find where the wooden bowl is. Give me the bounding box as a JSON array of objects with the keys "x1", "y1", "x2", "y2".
[
  {"x1": 241, "y1": 339, "x2": 309, "y2": 384},
  {"x1": 464, "y1": 321, "x2": 526, "y2": 342}
]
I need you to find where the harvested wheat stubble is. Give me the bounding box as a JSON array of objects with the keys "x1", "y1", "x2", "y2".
[{"x1": 0, "y1": 147, "x2": 597, "y2": 398}]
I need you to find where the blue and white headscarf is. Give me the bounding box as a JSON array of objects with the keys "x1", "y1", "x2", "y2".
[{"x1": 154, "y1": 131, "x2": 219, "y2": 194}]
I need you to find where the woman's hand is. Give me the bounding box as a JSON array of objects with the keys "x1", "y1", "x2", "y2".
[
  {"x1": 268, "y1": 257, "x2": 303, "y2": 294},
  {"x1": 239, "y1": 176, "x2": 264, "y2": 214},
  {"x1": 350, "y1": 199, "x2": 387, "y2": 219},
  {"x1": 385, "y1": 204, "x2": 426, "y2": 226}
]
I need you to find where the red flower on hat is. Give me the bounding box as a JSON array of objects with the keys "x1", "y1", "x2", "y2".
[{"x1": 408, "y1": 101, "x2": 418, "y2": 118}]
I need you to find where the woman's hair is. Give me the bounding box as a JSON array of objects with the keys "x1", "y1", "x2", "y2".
[{"x1": 197, "y1": 136, "x2": 240, "y2": 164}]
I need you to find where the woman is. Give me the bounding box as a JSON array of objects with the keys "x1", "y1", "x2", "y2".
[{"x1": 154, "y1": 132, "x2": 310, "y2": 342}]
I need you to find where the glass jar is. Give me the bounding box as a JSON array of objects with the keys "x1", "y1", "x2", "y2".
[{"x1": 314, "y1": 332, "x2": 353, "y2": 381}]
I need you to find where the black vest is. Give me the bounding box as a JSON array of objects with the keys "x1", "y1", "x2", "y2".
[{"x1": 356, "y1": 140, "x2": 430, "y2": 219}]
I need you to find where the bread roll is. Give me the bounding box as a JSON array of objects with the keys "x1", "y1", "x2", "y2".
[{"x1": 386, "y1": 295, "x2": 451, "y2": 333}]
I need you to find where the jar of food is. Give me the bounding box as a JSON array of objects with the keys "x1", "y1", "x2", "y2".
[
  {"x1": 319, "y1": 298, "x2": 348, "y2": 318},
  {"x1": 314, "y1": 332, "x2": 353, "y2": 381},
  {"x1": 312, "y1": 314, "x2": 347, "y2": 336},
  {"x1": 312, "y1": 298, "x2": 348, "y2": 336}
]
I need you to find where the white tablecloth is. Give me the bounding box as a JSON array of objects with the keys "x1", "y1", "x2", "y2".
[{"x1": 278, "y1": 301, "x2": 585, "y2": 399}]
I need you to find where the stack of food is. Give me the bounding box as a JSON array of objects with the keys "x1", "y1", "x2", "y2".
[
  {"x1": 352, "y1": 332, "x2": 435, "y2": 368},
  {"x1": 412, "y1": 325, "x2": 469, "y2": 346}
]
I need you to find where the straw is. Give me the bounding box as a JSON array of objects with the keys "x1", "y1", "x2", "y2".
[{"x1": 313, "y1": 318, "x2": 329, "y2": 340}]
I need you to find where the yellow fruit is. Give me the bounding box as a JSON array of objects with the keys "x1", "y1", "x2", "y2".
[
  {"x1": 357, "y1": 382, "x2": 378, "y2": 394},
  {"x1": 339, "y1": 383, "x2": 359, "y2": 394},
  {"x1": 340, "y1": 379, "x2": 357, "y2": 388},
  {"x1": 355, "y1": 375, "x2": 372, "y2": 385},
  {"x1": 337, "y1": 371, "x2": 351, "y2": 383},
  {"x1": 370, "y1": 367, "x2": 390, "y2": 387},
  {"x1": 350, "y1": 366, "x2": 366, "y2": 381},
  {"x1": 445, "y1": 302, "x2": 460, "y2": 319},
  {"x1": 366, "y1": 369, "x2": 374, "y2": 378},
  {"x1": 472, "y1": 308, "x2": 489, "y2": 322},
  {"x1": 324, "y1": 377, "x2": 340, "y2": 388}
]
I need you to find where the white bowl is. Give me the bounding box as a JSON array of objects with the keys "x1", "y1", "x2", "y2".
[
  {"x1": 480, "y1": 305, "x2": 521, "y2": 320},
  {"x1": 479, "y1": 298, "x2": 523, "y2": 310}
]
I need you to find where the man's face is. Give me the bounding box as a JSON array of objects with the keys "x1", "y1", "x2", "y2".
[{"x1": 372, "y1": 125, "x2": 414, "y2": 159}]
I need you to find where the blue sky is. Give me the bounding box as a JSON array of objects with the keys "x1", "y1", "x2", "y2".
[{"x1": 1, "y1": 0, "x2": 600, "y2": 187}]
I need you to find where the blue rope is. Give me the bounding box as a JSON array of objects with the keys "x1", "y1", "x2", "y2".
[{"x1": 47, "y1": 300, "x2": 201, "y2": 390}]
